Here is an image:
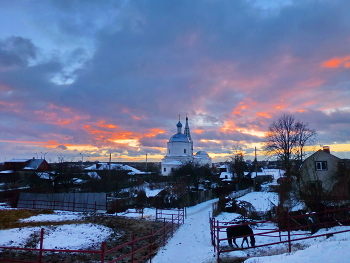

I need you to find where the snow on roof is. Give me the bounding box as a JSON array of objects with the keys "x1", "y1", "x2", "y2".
[
  {"x1": 146, "y1": 189, "x2": 163, "y2": 197},
  {"x1": 7, "y1": 159, "x2": 30, "y2": 163},
  {"x1": 220, "y1": 172, "x2": 232, "y2": 179},
  {"x1": 249, "y1": 169, "x2": 285, "y2": 179},
  {"x1": 87, "y1": 171, "x2": 101, "y2": 180},
  {"x1": 36, "y1": 172, "x2": 51, "y2": 180},
  {"x1": 23, "y1": 159, "x2": 46, "y2": 170},
  {"x1": 72, "y1": 178, "x2": 85, "y2": 184},
  {"x1": 0, "y1": 170, "x2": 14, "y2": 174},
  {"x1": 250, "y1": 172, "x2": 267, "y2": 178},
  {"x1": 236, "y1": 191, "x2": 279, "y2": 211},
  {"x1": 262, "y1": 168, "x2": 285, "y2": 178},
  {"x1": 84, "y1": 163, "x2": 145, "y2": 176}
]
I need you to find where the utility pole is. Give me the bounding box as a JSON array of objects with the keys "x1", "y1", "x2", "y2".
[
  {"x1": 79, "y1": 153, "x2": 83, "y2": 173},
  {"x1": 146, "y1": 153, "x2": 148, "y2": 173},
  {"x1": 255, "y1": 147, "x2": 258, "y2": 178},
  {"x1": 109, "y1": 153, "x2": 111, "y2": 192}
]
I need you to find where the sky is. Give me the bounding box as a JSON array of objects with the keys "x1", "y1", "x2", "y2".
[{"x1": 0, "y1": 0, "x2": 349, "y2": 163}]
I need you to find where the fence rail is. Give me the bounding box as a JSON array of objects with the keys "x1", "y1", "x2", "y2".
[
  {"x1": 0, "y1": 208, "x2": 185, "y2": 263},
  {"x1": 210, "y1": 207, "x2": 350, "y2": 263}
]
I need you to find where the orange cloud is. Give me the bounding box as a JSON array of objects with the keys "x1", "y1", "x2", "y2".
[
  {"x1": 255, "y1": 112, "x2": 272, "y2": 118},
  {"x1": 34, "y1": 110, "x2": 74, "y2": 126},
  {"x1": 132, "y1": 115, "x2": 142, "y2": 120},
  {"x1": 322, "y1": 55, "x2": 350, "y2": 68},
  {"x1": 143, "y1": 128, "x2": 166, "y2": 137},
  {"x1": 194, "y1": 129, "x2": 203, "y2": 134},
  {"x1": 96, "y1": 121, "x2": 117, "y2": 129},
  {"x1": 231, "y1": 99, "x2": 257, "y2": 116}
]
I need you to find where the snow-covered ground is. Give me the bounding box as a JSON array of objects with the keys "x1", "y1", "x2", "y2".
[
  {"x1": 1, "y1": 191, "x2": 350, "y2": 262},
  {"x1": 0, "y1": 223, "x2": 113, "y2": 250},
  {"x1": 19, "y1": 211, "x2": 84, "y2": 223}
]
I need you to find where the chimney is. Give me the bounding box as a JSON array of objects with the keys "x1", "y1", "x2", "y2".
[{"x1": 323, "y1": 146, "x2": 330, "y2": 154}]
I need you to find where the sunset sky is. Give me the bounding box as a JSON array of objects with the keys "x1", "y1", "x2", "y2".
[{"x1": 0, "y1": 0, "x2": 349, "y2": 163}]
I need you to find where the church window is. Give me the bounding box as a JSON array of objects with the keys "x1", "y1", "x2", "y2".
[
  {"x1": 164, "y1": 168, "x2": 166, "y2": 172},
  {"x1": 184, "y1": 149, "x2": 186, "y2": 154},
  {"x1": 169, "y1": 149, "x2": 170, "y2": 154}
]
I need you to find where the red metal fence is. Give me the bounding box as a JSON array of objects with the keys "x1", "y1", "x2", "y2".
[
  {"x1": 210, "y1": 207, "x2": 350, "y2": 263},
  {"x1": 0, "y1": 208, "x2": 185, "y2": 263},
  {"x1": 156, "y1": 207, "x2": 185, "y2": 225}
]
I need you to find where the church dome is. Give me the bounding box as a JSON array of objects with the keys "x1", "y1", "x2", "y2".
[
  {"x1": 195, "y1": 151, "x2": 209, "y2": 156},
  {"x1": 169, "y1": 133, "x2": 190, "y2": 142}
]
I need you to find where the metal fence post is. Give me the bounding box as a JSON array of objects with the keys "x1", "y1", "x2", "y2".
[
  {"x1": 171, "y1": 214, "x2": 174, "y2": 236},
  {"x1": 287, "y1": 208, "x2": 291, "y2": 253},
  {"x1": 163, "y1": 218, "x2": 166, "y2": 246},
  {"x1": 131, "y1": 234, "x2": 135, "y2": 263},
  {"x1": 101, "y1": 242, "x2": 105, "y2": 263},
  {"x1": 149, "y1": 229, "x2": 153, "y2": 263},
  {"x1": 38, "y1": 228, "x2": 44, "y2": 263}
]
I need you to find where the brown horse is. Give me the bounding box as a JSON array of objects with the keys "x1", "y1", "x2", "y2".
[{"x1": 226, "y1": 225, "x2": 255, "y2": 248}]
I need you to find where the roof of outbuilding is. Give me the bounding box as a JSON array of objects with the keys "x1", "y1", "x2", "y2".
[
  {"x1": 23, "y1": 159, "x2": 46, "y2": 170},
  {"x1": 195, "y1": 151, "x2": 209, "y2": 156}
]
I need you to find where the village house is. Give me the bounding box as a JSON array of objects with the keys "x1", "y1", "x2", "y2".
[
  {"x1": 0, "y1": 158, "x2": 52, "y2": 188},
  {"x1": 300, "y1": 146, "x2": 350, "y2": 201}
]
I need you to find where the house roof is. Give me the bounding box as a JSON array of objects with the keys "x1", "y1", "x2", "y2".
[
  {"x1": 305, "y1": 149, "x2": 343, "y2": 162},
  {"x1": 23, "y1": 159, "x2": 46, "y2": 170},
  {"x1": 84, "y1": 163, "x2": 146, "y2": 175},
  {"x1": 7, "y1": 159, "x2": 31, "y2": 163}
]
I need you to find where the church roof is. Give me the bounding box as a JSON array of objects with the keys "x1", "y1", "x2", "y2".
[
  {"x1": 195, "y1": 151, "x2": 209, "y2": 156},
  {"x1": 169, "y1": 133, "x2": 190, "y2": 142}
]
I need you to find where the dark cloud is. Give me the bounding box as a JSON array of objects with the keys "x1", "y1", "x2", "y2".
[
  {"x1": 0, "y1": 0, "x2": 349, "y2": 161},
  {"x1": 56, "y1": 145, "x2": 67, "y2": 150},
  {"x1": 0, "y1": 36, "x2": 37, "y2": 68}
]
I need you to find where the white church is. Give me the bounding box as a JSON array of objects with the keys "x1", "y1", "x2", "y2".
[{"x1": 161, "y1": 116, "x2": 212, "y2": 175}]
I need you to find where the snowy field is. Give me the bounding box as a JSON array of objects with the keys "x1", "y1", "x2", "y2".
[
  {"x1": 1, "y1": 192, "x2": 350, "y2": 262},
  {"x1": 0, "y1": 224, "x2": 113, "y2": 250}
]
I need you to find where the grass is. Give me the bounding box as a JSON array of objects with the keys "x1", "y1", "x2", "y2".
[{"x1": 0, "y1": 209, "x2": 54, "y2": 229}]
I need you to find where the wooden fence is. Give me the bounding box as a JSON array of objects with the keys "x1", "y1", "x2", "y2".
[
  {"x1": 0, "y1": 208, "x2": 185, "y2": 263},
  {"x1": 16, "y1": 198, "x2": 107, "y2": 213},
  {"x1": 210, "y1": 207, "x2": 350, "y2": 263},
  {"x1": 17, "y1": 193, "x2": 107, "y2": 212}
]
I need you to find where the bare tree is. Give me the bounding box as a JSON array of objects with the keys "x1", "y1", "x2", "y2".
[
  {"x1": 264, "y1": 114, "x2": 316, "y2": 177},
  {"x1": 226, "y1": 149, "x2": 247, "y2": 187},
  {"x1": 295, "y1": 121, "x2": 317, "y2": 162}
]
